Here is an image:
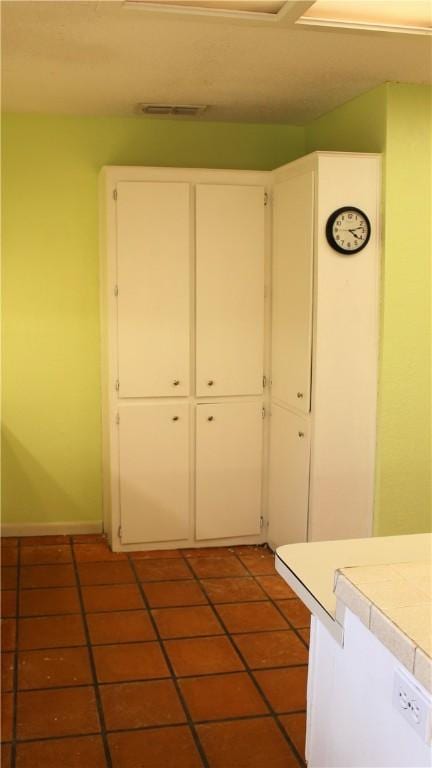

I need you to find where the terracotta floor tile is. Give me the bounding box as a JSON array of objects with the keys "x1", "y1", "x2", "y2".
[
  {"x1": 134, "y1": 559, "x2": 193, "y2": 582},
  {"x1": 276, "y1": 599, "x2": 311, "y2": 628},
  {"x1": 93, "y1": 642, "x2": 169, "y2": 683},
  {"x1": 152, "y1": 606, "x2": 224, "y2": 639},
  {"x1": 20, "y1": 564, "x2": 76, "y2": 589},
  {"x1": 87, "y1": 610, "x2": 156, "y2": 645},
  {"x1": 20, "y1": 536, "x2": 71, "y2": 546},
  {"x1": 18, "y1": 647, "x2": 92, "y2": 690},
  {"x1": 201, "y1": 577, "x2": 266, "y2": 604},
  {"x1": 18, "y1": 615, "x2": 86, "y2": 650},
  {"x1": 1, "y1": 619, "x2": 16, "y2": 651},
  {"x1": 279, "y1": 712, "x2": 307, "y2": 759},
  {"x1": 77, "y1": 561, "x2": 134, "y2": 585},
  {"x1": 73, "y1": 543, "x2": 127, "y2": 562},
  {"x1": 231, "y1": 545, "x2": 272, "y2": 556},
  {"x1": 181, "y1": 547, "x2": 236, "y2": 558},
  {"x1": 256, "y1": 575, "x2": 297, "y2": 600},
  {"x1": 298, "y1": 627, "x2": 310, "y2": 646},
  {"x1": 1, "y1": 743, "x2": 11, "y2": 768},
  {"x1": 15, "y1": 735, "x2": 107, "y2": 768},
  {"x1": 16, "y1": 686, "x2": 100, "y2": 740},
  {"x1": 101, "y1": 679, "x2": 186, "y2": 730},
  {"x1": 1, "y1": 591, "x2": 17, "y2": 618},
  {"x1": 253, "y1": 666, "x2": 308, "y2": 712},
  {"x1": 20, "y1": 545, "x2": 72, "y2": 565},
  {"x1": 238, "y1": 553, "x2": 276, "y2": 576},
  {"x1": 187, "y1": 557, "x2": 247, "y2": 579},
  {"x1": 20, "y1": 587, "x2": 80, "y2": 616},
  {"x1": 1, "y1": 548, "x2": 17, "y2": 566},
  {"x1": 1, "y1": 568, "x2": 17, "y2": 590},
  {"x1": 164, "y1": 636, "x2": 244, "y2": 676},
  {"x1": 1, "y1": 652, "x2": 14, "y2": 692},
  {"x1": 197, "y1": 717, "x2": 298, "y2": 768},
  {"x1": 1, "y1": 537, "x2": 18, "y2": 546},
  {"x1": 82, "y1": 584, "x2": 143, "y2": 613},
  {"x1": 72, "y1": 534, "x2": 107, "y2": 544},
  {"x1": 215, "y1": 602, "x2": 288, "y2": 634},
  {"x1": 143, "y1": 580, "x2": 207, "y2": 608},
  {"x1": 1, "y1": 692, "x2": 13, "y2": 742},
  {"x1": 233, "y1": 630, "x2": 309, "y2": 669},
  {"x1": 130, "y1": 549, "x2": 182, "y2": 559},
  {"x1": 108, "y1": 726, "x2": 203, "y2": 768},
  {"x1": 179, "y1": 672, "x2": 268, "y2": 721}
]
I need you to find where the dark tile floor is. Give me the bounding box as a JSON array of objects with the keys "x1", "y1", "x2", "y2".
[{"x1": 1, "y1": 535, "x2": 310, "y2": 768}]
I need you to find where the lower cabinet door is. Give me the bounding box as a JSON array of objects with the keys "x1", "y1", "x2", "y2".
[
  {"x1": 196, "y1": 402, "x2": 263, "y2": 540},
  {"x1": 267, "y1": 404, "x2": 310, "y2": 549},
  {"x1": 118, "y1": 403, "x2": 190, "y2": 544}
]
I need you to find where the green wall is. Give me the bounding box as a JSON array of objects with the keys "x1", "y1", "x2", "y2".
[
  {"x1": 2, "y1": 86, "x2": 431, "y2": 534},
  {"x1": 306, "y1": 83, "x2": 431, "y2": 535},
  {"x1": 1, "y1": 115, "x2": 305, "y2": 524}
]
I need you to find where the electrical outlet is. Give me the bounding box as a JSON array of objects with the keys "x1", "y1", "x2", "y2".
[{"x1": 393, "y1": 668, "x2": 432, "y2": 743}]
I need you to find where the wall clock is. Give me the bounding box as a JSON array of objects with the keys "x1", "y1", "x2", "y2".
[{"x1": 326, "y1": 206, "x2": 371, "y2": 255}]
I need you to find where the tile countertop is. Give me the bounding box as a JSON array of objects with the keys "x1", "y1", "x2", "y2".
[{"x1": 275, "y1": 534, "x2": 431, "y2": 691}]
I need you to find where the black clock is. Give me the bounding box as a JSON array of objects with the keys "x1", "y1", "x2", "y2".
[{"x1": 326, "y1": 206, "x2": 371, "y2": 255}]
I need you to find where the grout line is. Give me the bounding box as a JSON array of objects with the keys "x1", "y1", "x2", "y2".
[
  {"x1": 69, "y1": 542, "x2": 113, "y2": 768},
  {"x1": 128, "y1": 555, "x2": 210, "y2": 768}
]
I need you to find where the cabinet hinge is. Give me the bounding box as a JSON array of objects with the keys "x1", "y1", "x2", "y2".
[
  {"x1": 115, "y1": 379, "x2": 120, "y2": 392},
  {"x1": 117, "y1": 525, "x2": 122, "y2": 539},
  {"x1": 262, "y1": 406, "x2": 266, "y2": 419},
  {"x1": 264, "y1": 191, "x2": 269, "y2": 206},
  {"x1": 116, "y1": 413, "x2": 120, "y2": 425},
  {"x1": 259, "y1": 515, "x2": 264, "y2": 530},
  {"x1": 113, "y1": 189, "x2": 117, "y2": 201},
  {"x1": 114, "y1": 285, "x2": 118, "y2": 297},
  {"x1": 262, "y1": 375, "x2": 267, "y2": 388}
]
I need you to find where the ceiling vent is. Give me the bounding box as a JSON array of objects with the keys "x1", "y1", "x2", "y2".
[{"x1": 137, "y1": 103, "x2": 208, "y2": 117}]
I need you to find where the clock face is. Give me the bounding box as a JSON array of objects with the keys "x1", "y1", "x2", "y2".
[{"x1": 326, "y1": 207, "x2": 371, "y2": 255}]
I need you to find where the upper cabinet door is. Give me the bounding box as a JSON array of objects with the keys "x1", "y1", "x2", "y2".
[
  {"x1": 195, "y1": 185, "x2": 265, "y2": 397},
  {"x1": 272, "y1": 173, "x2": 314, "y2": 413},
  {"x1": 116, "y1": 182, "x2": 191, "y2": 398}
]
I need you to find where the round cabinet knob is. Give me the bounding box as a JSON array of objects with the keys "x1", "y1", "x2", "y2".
[
  {"x1": 297, "y1": 392, "x2": 304, "y2": 399},
  {"x1": 173, "y1": 380, "x2": 180, "y2": 386},
  {"x1": 298, "y1": 431, "x2": 305, "y2": 438},
  {"x1": 207, "y1": 416, "x2": 214, "y2": 422},
  {"x1": 172, "y1": 416, "x2": 179, "y2": 421},
  {"x1": 207, "y1": 380, "x2": 214, "y2": 387}
]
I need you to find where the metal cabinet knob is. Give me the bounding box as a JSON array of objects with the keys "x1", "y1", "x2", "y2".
[
  {"x1": 172, "y1": 416, "x2": 179, "y2": 421},
  {"x1": 298, "y1": 431, "x2": 304, "y2": 438},
  {"x1": 173, "y1": 380, "x2": 180, "y2": 386},
  {"x1": 207, "y1": 380, "x2": 214, "y2": 386},
  {"x1": 207, "y1": 416, "x2": 214, "y2": 421},
  {"x1": 297, "y1": 392, "x2": 304, "y2": 399}
]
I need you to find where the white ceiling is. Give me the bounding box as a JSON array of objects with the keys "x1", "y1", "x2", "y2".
[{"x1": 1, "y1": 0, "x2": 431, "y2": 124}]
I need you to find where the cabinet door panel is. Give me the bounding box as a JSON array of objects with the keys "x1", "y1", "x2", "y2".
[
  {"x1": 196, "y1": 402, "x2": 263, "y2": 540},
  {"x1": 267, "y1": 405, "x2": 310, "y2": 549},
  {"x1": 119, "y1": 403, "x2": 190, "y2": 544},
  {"x1": 272, "y1": 173, "x2": 314, "y2": 412},
  {"x1": 117, "y1": 182, "x2": 190, "y2": 397},
  {"x1": 196, "y1": 185, "x2": 265, "y2": 396}
]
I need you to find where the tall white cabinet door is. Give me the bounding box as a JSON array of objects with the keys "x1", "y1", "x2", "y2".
[
  {"x1": 195, "y1": 185, "x2": 265, "y2": 397},
  {"x1": 272, "y1": 173, "x2": 314, "y2": 413},
  {"x1": 267, "y1": 405, "x2": 310, "y2": 549},
  {"x1": 118, "y1": 403, "x2": 190, "y2": 544},
  {"x1": 116, "y1": 182, "x2": 191, "y2": 398},
  {"x1": 196, "y1": 402, "x2": 263, "y2": 540}
]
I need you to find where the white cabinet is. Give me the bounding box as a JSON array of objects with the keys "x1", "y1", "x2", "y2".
[
  {"x1": 267, "y1": 405, "x2": 310, "y2": 548},
  {"x1": 118, "y1": 403, "x2": 190, "y2": 544},
  {"x1": 196, "y1": 184, "x2": 265, "y2": 397},
  {"x1": 116, "y1": 181, "x2": 191, "y2": 398},
  {"x1": 272, "y1": 173, "x2": 314, "y2": 413},
  {"x1": 196, "y1": 402, "x2": 263, "y2": 540}
]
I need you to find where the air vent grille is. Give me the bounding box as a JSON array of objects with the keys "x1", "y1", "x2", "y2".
[{"x1": 138, "y1": 103, "x2": 208, "y2": 117}]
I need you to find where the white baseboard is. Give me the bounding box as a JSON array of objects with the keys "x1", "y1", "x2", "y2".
[{"x1": 1, "y1": 521, "x2": 103, "y2": 538}]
